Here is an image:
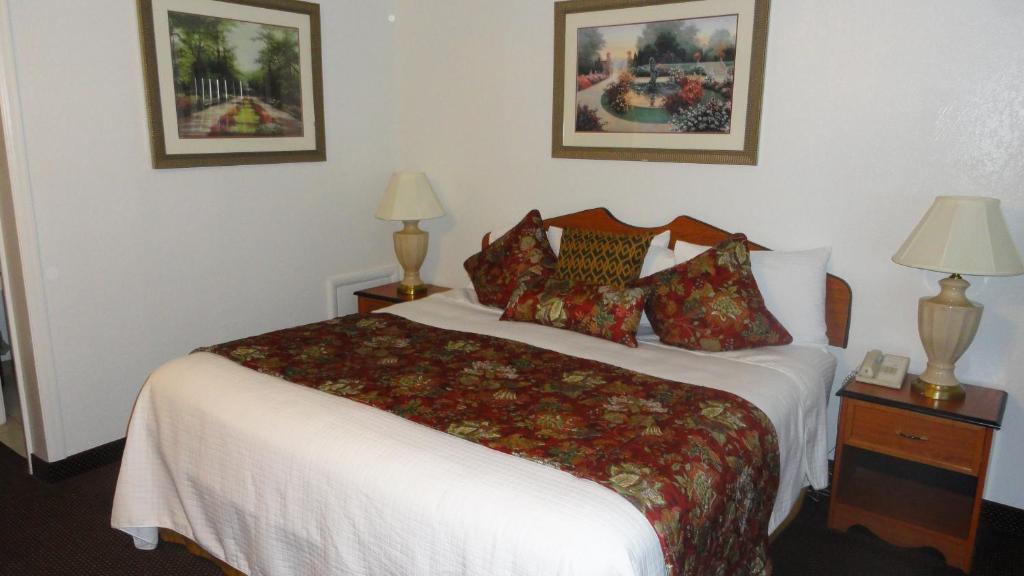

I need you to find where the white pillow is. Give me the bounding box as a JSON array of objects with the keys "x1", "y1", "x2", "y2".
[
  {"x1": 672, "y1": 239, "x2": 707, "y2": 263},
  {"x1": 637, "y1": 244, "x2": 675, "y2": 328},
  {"x1": 547, "y1": 227, "x2": 563, "y2": 255},
  {"x1": 673, "y1": 240, "x2": 832, "y2": 346},
  {"x1": 639, "y1": 230, "x2": 672, "y2": 275},
  {"x1": 640, "y1": 243, "x2": 675, "y2": 277},
  {"x1": 751, "y1": 247, "x2": 831, "y2": 346}
]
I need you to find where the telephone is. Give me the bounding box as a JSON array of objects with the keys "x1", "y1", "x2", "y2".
[{"x1": 857, "y1": 350, "x2": 910, "y2": 389}]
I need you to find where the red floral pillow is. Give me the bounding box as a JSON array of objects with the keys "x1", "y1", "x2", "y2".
[
  {"x1": 635, "y1": 236, "x2": 792, "y2": 351},
  {"x1": 464, "y1": 209, "x2": 558, "y2": 308},
  {"x1": 501, "y1": 277, "x2": 648, "y2": 347}
]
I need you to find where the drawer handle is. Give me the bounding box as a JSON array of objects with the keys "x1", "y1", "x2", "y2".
[{"x1": 897, "y1": 431, "x2": 928, "y2": 441}]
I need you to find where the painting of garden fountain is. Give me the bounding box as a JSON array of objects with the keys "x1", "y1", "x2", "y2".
[
  {"x1": 168, "y1": 11, "x2": 303, "y2": 139},
  {"x1": 575, "y1": 15, "x2": 737, "y2": 134}
]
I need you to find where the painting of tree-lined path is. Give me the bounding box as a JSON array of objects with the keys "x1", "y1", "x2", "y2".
[
  {"x1": 169, "y1": 11, "x2": 303, "y2": 138},
  {"x1": 575, "y1": 15, "x2": 737, "y2": 134}
]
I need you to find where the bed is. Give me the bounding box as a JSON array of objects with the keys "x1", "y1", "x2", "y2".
[{"x1": 112, "y1": 208, "x2": 852, "y2": 576}]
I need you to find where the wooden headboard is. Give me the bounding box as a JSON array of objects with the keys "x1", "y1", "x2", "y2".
[{"x1": 483, "y1": 208, "x2": 852, "y2": 348}]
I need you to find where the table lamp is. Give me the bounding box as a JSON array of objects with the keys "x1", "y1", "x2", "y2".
[
  {"x1": 892, "y1": 196, "x2": 1023, "y2": 400},
  {"x1": 376, "y1": 172, "x2": 445, "y2": 295}
]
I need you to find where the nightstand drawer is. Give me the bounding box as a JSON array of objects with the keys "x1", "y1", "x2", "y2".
[{"x1": 844, "y1": 400, "x2": 986, "y2": 475}]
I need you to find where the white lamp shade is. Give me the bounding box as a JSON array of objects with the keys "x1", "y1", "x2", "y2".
[
  {"x1": 893, "y1": 196, "x2": 1024, "y2": 276},
  {"x1": 375, "y1": 172, "x2": 445, "y2": 221}
]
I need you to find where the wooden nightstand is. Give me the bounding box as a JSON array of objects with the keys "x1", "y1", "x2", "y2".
[
  {"x1": 354, "y1": 282, "x2": 450, "y2": 314},
  {"x1": 828, "y1": 374, "x2": 1007, "y2": 572}
]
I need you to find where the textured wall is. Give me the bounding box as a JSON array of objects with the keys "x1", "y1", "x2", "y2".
[{"x1": 396, "y1": 0, "x2": 1024, "y2": 506}]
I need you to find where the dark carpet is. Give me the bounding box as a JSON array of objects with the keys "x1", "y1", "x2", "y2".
[
  {"x1": 0, "y1": 444, "x2": 220, "y2": 575},
  {"x1": 0, "y1": 442, "x2": 1020, "y2": 575}
]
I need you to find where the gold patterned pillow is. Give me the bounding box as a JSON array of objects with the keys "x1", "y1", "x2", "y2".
[{"x1": 555, "y1": 228, "x2": 654, "y2": 286}]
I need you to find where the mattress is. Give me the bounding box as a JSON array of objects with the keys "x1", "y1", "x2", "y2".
[{"x1": 111, "y1": 289, "x2": 835, "y2": 576}]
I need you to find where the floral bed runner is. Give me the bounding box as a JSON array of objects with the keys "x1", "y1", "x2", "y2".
[{"x1": 200, "y1": 313, "x2": 779, "y2": 576}]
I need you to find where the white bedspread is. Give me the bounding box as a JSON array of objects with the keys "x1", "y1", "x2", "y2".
[{"x1": 112, "y1": 289, "x2": 835, "y2": 576}]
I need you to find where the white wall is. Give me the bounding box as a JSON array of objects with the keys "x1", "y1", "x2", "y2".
[
  {"x1": 6, "y1": 0, "x2": 399, "y2": 458},
  {"x1": 396, "y1": 0, "x2": 1024, "y2": 508}
]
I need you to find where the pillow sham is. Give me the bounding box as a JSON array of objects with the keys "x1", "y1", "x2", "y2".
[
  {"x1": 464, "y1": 209, "x2": 557, "y2": 308},
  {"x1": 639, "y1": 236, "x2": 792, "y2": 351},
  {"x1": 556, "y1": 228, "x2": 654, "y2": 286},
  {"x1": 501, "y1": 277, "x2": 648, "y2": 347},
  {"x1": 674, "y1": 240, "x2": 831, "y2": 345}
]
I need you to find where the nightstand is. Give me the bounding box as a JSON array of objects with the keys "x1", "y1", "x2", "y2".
[
  {"x1": 354, "y1": 282, "x2": 450, "y2": 314},
  {"x1": 828, "y1": 374, "x2": 1007, "y2": 572}
]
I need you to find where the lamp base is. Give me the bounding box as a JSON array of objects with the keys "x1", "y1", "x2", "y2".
[
  {"x1": 911, "y1": 377, "x2": 965, "y2": 401},
  {"x1": 914, "y1": 274, "x2": 982, "y2": 401},
  {"x1": 393, "y1": 220, "x2": 429, "y2": 296},
  {"x1": 396, "y1": 283, "x2": 427, "y2": 296}
]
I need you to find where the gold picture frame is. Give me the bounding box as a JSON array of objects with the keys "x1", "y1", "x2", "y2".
[
  {"x1": 552, "y1": 0, "x2": 769, "y2": 165},
  {"x1": 137, "y1": 0, "x2": 326, "y2": 169}
]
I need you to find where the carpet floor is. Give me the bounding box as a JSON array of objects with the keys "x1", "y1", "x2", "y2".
[{"x1": 0, "y1": 443, "x2": 1020, "y2": 575}]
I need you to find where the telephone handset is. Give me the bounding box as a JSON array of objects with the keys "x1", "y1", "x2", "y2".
[{"x1": 857, "y1": 350, "x2": 910, "y2": 389}]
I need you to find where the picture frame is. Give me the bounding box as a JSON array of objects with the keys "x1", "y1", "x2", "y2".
[
  {"x1": 552, "y1": 0, "x2": 769, "y2": 165},
  {"x1": 137, "y1": 0, "x2": 326, "y2": 169}
]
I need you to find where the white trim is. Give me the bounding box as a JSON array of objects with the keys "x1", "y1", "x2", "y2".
[
  {"x1": 0, "y1": 0, "x2": 66, "y2": 462},
  {"x1": 325, "y1": 265, "x2": 398, "y2": 318}
]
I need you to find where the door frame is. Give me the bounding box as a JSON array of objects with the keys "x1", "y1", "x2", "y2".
[{"x1": 0, "y1": 0, "x2": 66, "y2": 468}]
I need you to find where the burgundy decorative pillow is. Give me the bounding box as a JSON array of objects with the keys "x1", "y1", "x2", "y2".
[
  {"x1": 464, "y1": 209, "x2": 558, "y2": 308},
  {"x1": 501, "y1": 277, "x2": 648, "y2": 347},
  {"x1": 636, "y1": 236, "x2": 792, "y2": 351}
]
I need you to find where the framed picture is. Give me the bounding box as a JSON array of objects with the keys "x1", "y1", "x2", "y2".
[
  {"x1": 137, "y1": 0, "x2": 325, "y2": 168},
  {"x1": 552, "y1": 0, "x2": 769, "y2": 165}
]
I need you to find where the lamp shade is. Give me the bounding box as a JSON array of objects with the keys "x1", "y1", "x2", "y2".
[
  {"x1": 893, "y1": 196, "x2": 1024, "y2": 276},
  {"x1": 375, "y1": 172, "x2": 444, "y2": 221}
]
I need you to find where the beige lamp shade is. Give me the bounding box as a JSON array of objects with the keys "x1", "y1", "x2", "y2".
[
  {"x1": 375, "y1": 172, "x2": 445, "y2": 221},
  {"x1": 892, "y1": 196, "x2": 1023, "y2": 276}
]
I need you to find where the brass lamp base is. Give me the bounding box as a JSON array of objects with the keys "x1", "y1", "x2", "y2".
[
  {"x1": 911, "y1": 377, "x2": 965, "y2": 401},
  {"x1": 396, "y1": 283, "x2": 427, "y2": 296}
]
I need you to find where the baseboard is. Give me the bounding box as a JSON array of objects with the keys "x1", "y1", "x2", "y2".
[
  {"x1": 31, "y1": 437, "x2": 125, "y2": 483},
  {"x1": 826, "y1": 458, "x2": 1024, "y2": 538}
]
